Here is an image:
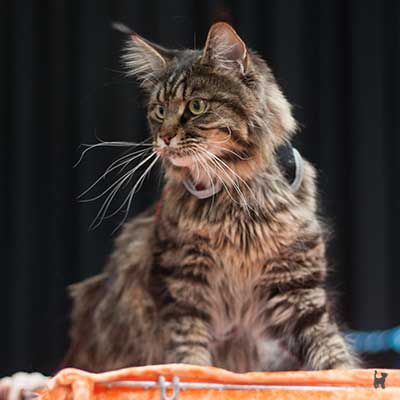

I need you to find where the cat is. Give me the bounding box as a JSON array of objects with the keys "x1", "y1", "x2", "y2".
[
  {"x1": 1, "y1": 23, "x2": 359, "y2": 397},
  {"x1": 62, "y1": 22, "x2": 359, "y2": 373}
]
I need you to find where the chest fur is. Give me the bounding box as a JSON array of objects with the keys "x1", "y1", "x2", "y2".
[{"x1": 159, "y1": 198, "x2": 304, "y2": 333}]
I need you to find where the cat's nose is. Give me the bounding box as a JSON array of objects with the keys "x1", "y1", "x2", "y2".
[{"x1": 160, "y1": 132, "x2": 176, "y2": 146}]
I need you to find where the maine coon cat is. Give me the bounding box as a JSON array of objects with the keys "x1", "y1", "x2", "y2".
[{"x1": 63, "y1": 22, "x2": 359, "y2": 372}]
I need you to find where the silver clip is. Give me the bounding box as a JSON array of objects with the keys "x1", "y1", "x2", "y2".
[{"x1": 158, "y1": 376, "x2": 180, "y2": 400}]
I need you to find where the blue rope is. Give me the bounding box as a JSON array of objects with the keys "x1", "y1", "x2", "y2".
[{"x1": 346, "y1": 326, "x2": 400, "y2": 353}]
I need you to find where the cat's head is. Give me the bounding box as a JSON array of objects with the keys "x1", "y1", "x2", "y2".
[{"x1": 122, "y1": 22, "x2": 296, "y2": 186}]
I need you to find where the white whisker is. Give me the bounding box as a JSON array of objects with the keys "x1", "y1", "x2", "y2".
[
  {"x1": 88, "y1": 152, "x2": 158, "y2": 230},
  {"x1": 81, "y1": 151, "x2": 156, "y2": 203},
  {"x1": 74, "y1": 137, "x2": 153, "y2": 168},
  {"x1": 201, "y1": 148, "x2": 255, "y2": 198},
  {"x1": 192, "y1": 151, "x2": 217, "y2": 216},
  {"x1": 208, "y1": 110, "x2": 233, "y2": 140},
  {"x1": 77, "y1": 148, "x2": 152, "y2": 200},
  {"x1": 197, "y1": 148, "x2": 256, "y2": 217},
  {"x1": 106, "y1": 155, "x2": 159, "y2": 220},
  {"x1": 204, "y1": 143, "x2": 251, "y2": 161},
  {"x1": 105, "y1": 148, "x2": 152, "y2": 175},
  {"x1": 111, "y1": 155, "x2": 160, "y2": 233},
  {"x1": 195, "y1": 148, "x2": 239, "y2": 207},
  {"x1": 88, "y1": 170, "x2": 138, "y2": 230}
]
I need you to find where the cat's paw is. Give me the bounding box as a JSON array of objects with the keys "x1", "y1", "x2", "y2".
[
  {"x1": 0, "y1": 372, "x2": 49, "y2": 400},
  {"x1": 166, "y1": 351, "x2": 212, "y2": 366},
  {"x1": 327, "y1": 357, "x2": 361, "y2": 370},
  {"x1": 177, "y1": 355, "x2": 212, "y2": 366},
  {"x1": 331, "y1": 362, "x2": 359, "y2": 370}
]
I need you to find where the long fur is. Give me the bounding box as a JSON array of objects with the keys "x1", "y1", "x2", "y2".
[{"x1": 65, "y1": 22, "x2": 359, "y2": 373}]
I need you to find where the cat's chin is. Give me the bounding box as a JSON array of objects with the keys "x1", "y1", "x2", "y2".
[
  {"x1": 166, "y1": 157, "x2": 215, "y2": 188},
  {"x1": 168, "y1": 155, "x2": 193, "y2": 167}
]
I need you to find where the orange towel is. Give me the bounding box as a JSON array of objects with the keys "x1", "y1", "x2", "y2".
[{"x1": 38, "y1": 365, "x2": 400, "y2": 400}]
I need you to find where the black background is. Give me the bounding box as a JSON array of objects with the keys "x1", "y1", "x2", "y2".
[{"x1": 1, "y1": 0, "x2": 399, "y2": 375}]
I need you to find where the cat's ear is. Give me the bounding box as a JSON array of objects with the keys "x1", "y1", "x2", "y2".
[
  {"x1": 201, "y1": 22, "x2": 248, "y2": 73},
  {"x1": 124, "y1": 35, "x2": 175, "y2": 86},
  {"x1": 114, "y1": 23, "x2": 174, "y2": 88}
]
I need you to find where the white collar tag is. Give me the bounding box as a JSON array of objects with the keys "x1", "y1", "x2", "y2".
[{"x1": 183, "y1": 179, "x2": 222, "y2": 199}]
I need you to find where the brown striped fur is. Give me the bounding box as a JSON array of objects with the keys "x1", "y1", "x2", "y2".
[{"x1": 65, "y1": 22, "x2": 359, "y2": 372}]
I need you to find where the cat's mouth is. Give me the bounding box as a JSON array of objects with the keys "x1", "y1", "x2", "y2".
[
  {"x1": 169, "y1": 155, "x2": 194, "y2": 167},
  {"x1": 156, "y1": 145, "x2": 199, "y2": 168},
  {"x1": 159, "y1": 146, "x2": 220, "y2": 192}
]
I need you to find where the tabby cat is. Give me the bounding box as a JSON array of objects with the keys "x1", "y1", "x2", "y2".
[{"x1": 64, "y1": 22, "x2": 359, "y2": 372}]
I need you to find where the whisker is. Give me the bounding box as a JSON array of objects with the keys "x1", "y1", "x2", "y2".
[
  {"x1": 201, "y1": 148, "x2": 256, "y2": 199},
  {"x1": 203, "y1": 143, "x2": 251, "y2": 161},
  {"x1": 197, "y1": 148, "x2": 256, "y2": 216},
  {"x1": 181, "y1": 138, "x2": 201, "y2": 144},
  {"x1": 201, "y1": 153, "x2": 242, "y2": 212},
  {"x1": 112, "y1": 155, "x2": 160, "y2": 233},
  {"x1": 194, "y1": 144, "x2": 257, "y2": 215},
  {"x1": 195, "y1": 128, "x2": 232, "y2": 145},
  {"x1": 199, "y1": 150, "x2": 242, "y2": 202},
  {"x1": 105, "y1": 148, "x2": 152, "y2": 175},
  {"x1": 193, "y1": 151, "x2": 219, "y2": 216},
  {"x1": 191, "y1": 151, "x2": 201, "y2": 183},
  {"x1": 80, "y1": 152, "x2": 156, "y2": 203},
  {"x1": 207, "y1": 110, "x2": 233, "y2": 141},
  {"x1": 105, "y1": 155, "x2": 159, "y2": 220},
  {"x1": 89, "y1": 171, "x2": 135, "y2": 230},
  {"x1": 195, "y1": 148, "x2": 239, "y2": 207},
  {"x1": 89, "y1": 152, "x2": 158, "y2": 230},
  {"x1": 74, "y1": 137, "x2": 153, "y2": 168},
  {"x1": 77, "y1": 148, "x2": 152, "y2": 200}
]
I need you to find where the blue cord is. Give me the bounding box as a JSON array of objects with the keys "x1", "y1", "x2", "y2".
[{"x1": 346, "y1": 326, "x2": 400, "y2": 353}]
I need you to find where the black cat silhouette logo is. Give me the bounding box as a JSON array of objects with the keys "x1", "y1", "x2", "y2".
[{"x1": 374, "y1": 370, "x2": 388, "y2": 389}]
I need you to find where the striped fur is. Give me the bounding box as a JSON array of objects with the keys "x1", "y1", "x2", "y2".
[{"x1": 65, "y1": 23, "x2": 359, "y2": 372}]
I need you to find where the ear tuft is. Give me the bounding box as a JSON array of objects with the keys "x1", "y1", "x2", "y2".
[
  {"x1": 122, "y1": 35, "x2": 167, "y2": 87},
  {"x1": 112, "y1": 21, "x2": 134, "y2": 35},
  {"x1": 202, "y1": 22, "x2": 247, "y2": 73},
  {"x1": 116, "y1": 24, "x2": 173, "y2": 88}
]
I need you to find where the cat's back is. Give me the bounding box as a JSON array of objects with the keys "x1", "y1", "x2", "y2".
[{"x1": 66, "y1": 206, "x2": 160, "y2": 371}]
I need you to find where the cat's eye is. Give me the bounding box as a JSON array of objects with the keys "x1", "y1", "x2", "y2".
[
  {"x1": 188, "y1": 99, "x2": 208, "y2": 115},
  {"x1": 154, "y1": 105, "x2": 166, "y2": 120}
]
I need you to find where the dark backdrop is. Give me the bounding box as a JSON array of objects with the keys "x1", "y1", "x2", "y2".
[{"x1": 1, "y1": 0, "x2": 399, "y2": 376}]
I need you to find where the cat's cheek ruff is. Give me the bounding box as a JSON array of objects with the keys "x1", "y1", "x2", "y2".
[{"x1": 176, "y1": 145, "x2": 305, "y2": 199}]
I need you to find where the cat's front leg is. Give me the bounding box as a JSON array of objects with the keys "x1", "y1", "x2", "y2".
[
  {"x1": 268, "y1": 287, "x2": 358, "y2": 369},
  {"x1": 262, "y1": 256, "x2": 359, "y2": 370},
  {"x1": 164, "y1": 313, "x2": 211, "y2": 366},
  {"x1": 154, "y1": 247, "x2": 213, "y2": 366}
]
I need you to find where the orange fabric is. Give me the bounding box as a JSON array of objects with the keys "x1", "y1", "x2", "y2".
[{"x1": 38, "y1": 365, "x2": 400, "y2": 400}]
